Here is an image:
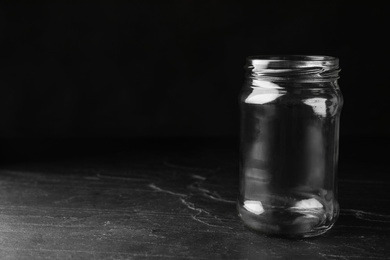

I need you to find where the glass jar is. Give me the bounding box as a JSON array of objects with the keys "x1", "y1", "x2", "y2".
[{"x1": 237, "y1": 55, "x2": 343, "y2": 238}]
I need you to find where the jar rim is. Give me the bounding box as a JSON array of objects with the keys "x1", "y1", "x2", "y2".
[
  {"x1": 247, "y1": 55, "x2": 338, "y2": 62},
  {"x1": 247, "y1": 55, "x2": 339, "y2": 69},
  {"x1": 246, "y1": 55, "x2": 340, "y2": 82}
]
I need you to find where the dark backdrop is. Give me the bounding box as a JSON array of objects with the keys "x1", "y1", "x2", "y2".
[{"x1": 0, "y1": 2, "x2": 389, "y2": 171}]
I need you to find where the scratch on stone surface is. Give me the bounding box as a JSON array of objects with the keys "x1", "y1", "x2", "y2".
[
  {"x1": 148, "y1": 183, "x2": 187, "y2": 197},
  {"x1": 179, "y1": 198, "x2": 232, "y2": 229},
  {"x1": 189, "y1": 215, "x2": 222, "y2": 228},
  {"x1": 302, "y1": 240, "x2": 317, "y2": 246},
  {"x1": 201, "y1": 192, "x2": 236, "y2": 204},
  {"x1": 96, "y1": 174, "x2": 147, "y2": 181},
  {"x1": 341, "y1": 209, "x2": 390, "y2": 223},
  {"x1": 191, "y1": 174, "x2": 207, "y2": 180},
  {"x1": 179, "y1": 198, "x2": 211, "y2": 216},
  {"x1": 189, "y1": 183, "x2": 236, "y2": 204},
  {"x1": 181, "y1": 198, "x2": 220, "y2": 228},
  {"x1": 148, "y1": 233, "x2": 166, "y2": 239}
]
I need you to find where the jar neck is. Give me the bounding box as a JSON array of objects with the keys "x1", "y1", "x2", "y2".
[{"x1": 246, "y1": 55, "x2": 340, "y2": 83}]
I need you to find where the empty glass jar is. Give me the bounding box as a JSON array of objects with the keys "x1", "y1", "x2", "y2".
[{"x1": 238, "y1": 55, "x2": 343, "y2": 237}]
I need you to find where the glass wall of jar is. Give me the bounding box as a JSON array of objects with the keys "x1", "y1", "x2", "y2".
[{"x1": 238, "y1": 55, "x2": 343, "y2": 238}]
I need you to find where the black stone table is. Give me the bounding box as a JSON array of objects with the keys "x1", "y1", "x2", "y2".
[{"x1": 0, "y1": 139, "x2": 389, "y2": 259}]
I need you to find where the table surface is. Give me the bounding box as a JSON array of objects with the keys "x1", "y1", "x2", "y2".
[{"x1": 0, "y1": 139, "x2": 389, "y2": 260}]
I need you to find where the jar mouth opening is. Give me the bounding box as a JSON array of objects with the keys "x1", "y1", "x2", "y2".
[
  {"x1": 248, "y1": 55, "x2": 337, "y2": 62},
  {"x1": 247, "y1": 55, "x2": 339, "y2": 69},
  {"x1": 247, "y1": 55, "x2": 340, "y2": 82}
]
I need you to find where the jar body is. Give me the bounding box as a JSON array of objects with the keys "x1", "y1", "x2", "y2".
[{"x1": 238, "y1": 56, "x2": 343, "y2": 237}]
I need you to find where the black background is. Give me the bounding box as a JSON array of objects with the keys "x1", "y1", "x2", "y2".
[{"x1": 1, "y1": 2, "x2": 389, "y2": 178}]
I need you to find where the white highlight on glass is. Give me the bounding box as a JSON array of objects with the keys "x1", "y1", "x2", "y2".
[
  {"x1": 243, "y1": 200, "x2": 265, "y2": 215},
  {"x1": 291, "y1": 198, "x2": 323, "y2": 210},
  {"x1": 303, "y1": 97, "x2": 327, "y2": 117},
  {"x1": 245, "y1": 81, "x2": 285, "y2": 105}
]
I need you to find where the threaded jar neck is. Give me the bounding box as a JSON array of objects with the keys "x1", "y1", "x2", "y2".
[{"x1": 247, "y1": 55, "x2": 340, "y2": 82}]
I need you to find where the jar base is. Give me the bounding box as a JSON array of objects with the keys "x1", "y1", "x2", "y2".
[{"x1": 238, "y1": 202, "x2": 336, "y2": 238}]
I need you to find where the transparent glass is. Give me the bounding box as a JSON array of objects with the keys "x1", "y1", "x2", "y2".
[{"x1": 238, "y1": 55, "x2": 343, "y2": 238}]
